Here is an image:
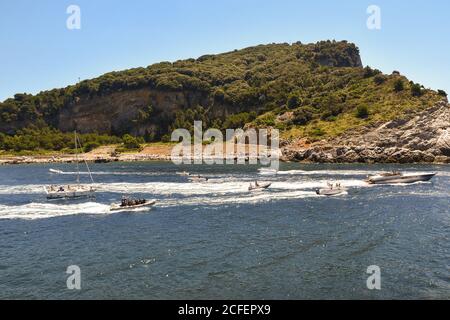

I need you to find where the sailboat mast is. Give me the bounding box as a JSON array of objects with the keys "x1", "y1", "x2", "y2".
[
  {"x1": 76, "y1": 133, "x2": 95, "y2": 184},
  {"x1": 75, "y1": 131, "x2": 80, "y2": 184}
]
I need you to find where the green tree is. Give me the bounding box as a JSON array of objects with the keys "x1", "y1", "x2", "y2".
[
  {"x1": 356, "y1": 105, "x2": 369, "y2": 119},
  {"x1": 222, "y1": 112, "x2": 256, "y2": 129},
  {"x1": 0, "y1": 133, "x2": 6, "y2": 150},
  {"x1": 394, "y1": 79, "x2": 404, "y2": 92},
  {"x1": 363, "y1": 66, "x2": 381, "y2": 78},
  {"x1": 373, "y1": 75, "x2": 387, "y2": 85},
  {"x1": 287, "y1": 94, "x2": 301, "y2": 109},
  {"x1": 411, "y1": 83, "x2": 422, "y2": 97},
  {"x1": 293, "y1": 107, "x2": 314, "y2": 125},
  {"x1": 437, "y1": 89, "x2": 447, "y2": 97},
  {"x1": 122, "y1": 134, "x2": 142, "y2": 149}
]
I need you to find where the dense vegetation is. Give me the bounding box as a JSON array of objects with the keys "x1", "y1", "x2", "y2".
[
  {"x1": 0, "y1": 40, "x2": 446, "y2": 152},
  {"x1": 0, "y1": 126, "x2": 123, "y2": 154}
]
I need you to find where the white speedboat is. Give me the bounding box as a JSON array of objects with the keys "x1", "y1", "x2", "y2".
[
  {"x1": 176, "y1": 171, "x2": 190, "y2": 176},
  {"x1": 110, "y1": 200, "x2": 156, "y2": 212},
  {"x1": 365, "y1": 171, "x2": 436, "y2": 184},
  {"x1": 248, "y1": 182, "x2": 271, "y2": 191},
  {"x1": 49, "y1": 169, "x2": 64, "y2": 174},
  {"x1": 188, "y1": 175, "x2": 209, "y2": 183},
  {"x1": 45, "y1": 132, "x2": 96, "y2": 200},
  {"x1": 316, "y1": 188, "x2": 346, "y2": 196},
  {"x1": 316, "y1": 182, "x2": 346, "y2": 196}
]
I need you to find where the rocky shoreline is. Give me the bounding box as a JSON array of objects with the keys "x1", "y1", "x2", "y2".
[{"x1": 282, "y1": 100, "x2": 450, "y2": 164}]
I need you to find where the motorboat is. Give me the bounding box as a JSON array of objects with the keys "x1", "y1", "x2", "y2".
[
  {"x1": 49, "y1": 169, "x2": 64, "y2": 174},
  {"x1": 176, "y1": 171, "x2": 190, "y2": 176},
  {"x1": 315, "y1": 182, "x2": 346, "y2": 196},
  {"x1": 110, "y1": 199, "x2": 156, "y2": 212},
  {"x1": 315, "y1": 187, "x2": 346, "y2": 196},
  {"x1": 188, "y1": 175, "x2": 209, "y2": 183},
  {"x1": 365, "y1": 171, "x2": 436, "y2": 184},
  {"x1": 248, "y1": 182, "x2": 271, "y2": 191}
]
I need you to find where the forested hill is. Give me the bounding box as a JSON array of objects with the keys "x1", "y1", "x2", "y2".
[{"x1": 0, "y1": 40, "x2": 446, "y2": 152}]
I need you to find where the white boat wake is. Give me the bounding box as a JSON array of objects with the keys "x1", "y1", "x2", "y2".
[
  {"x1": 0, "y1": 177, "x2": 403, "y2": 196},
  {"x1": 0, "y1": 170, "x2": 445, "y2": 220},
  {"x1": 48, "y1": 170, "x2": 164, "y2": 176},
  {"x1": 0, "y1": 202, "x2": 110, "y2": 220},
  {"x1": 258, "y1": 168, "x2": 444, "y2": 177}
]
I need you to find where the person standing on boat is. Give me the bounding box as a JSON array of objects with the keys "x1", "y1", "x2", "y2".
[{"x1": 121, "y1": 196, "x2": 128, "y2": 207}]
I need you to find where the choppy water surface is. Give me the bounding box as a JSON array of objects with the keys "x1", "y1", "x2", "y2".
[{"x1": 0, "y1": 162, "x2": 448, "y2": 299}]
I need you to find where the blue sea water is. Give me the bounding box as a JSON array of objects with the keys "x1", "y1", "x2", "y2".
[{"x1": 0, "y1": 162, "x2": 448, "y2": 299}]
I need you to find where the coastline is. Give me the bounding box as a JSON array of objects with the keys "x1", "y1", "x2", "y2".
[
  {"x1": 2, "y1": 100, "x2": 448, "y2": 166},
  {"x1": 0, "y1": 143, "x2": 275, "y2": 165},
  {"x1": 1, "y1": 148, "x2": 450, "y2": 166},
  {"x1": 0, "y1": 144, "x2": 172, "y2": 165}
]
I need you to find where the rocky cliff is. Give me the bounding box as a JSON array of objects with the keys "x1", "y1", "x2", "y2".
[
  {"x1": 57, "y1": 88, "x2": 211, "y2": 137},
  {"x1": 282, "y1": 100, "x2": 450, "y2": 163}
]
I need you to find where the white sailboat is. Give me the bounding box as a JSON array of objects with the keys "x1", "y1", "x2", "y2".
[{"x1": 44, "y1": 132, "x2": 96, "y2": 200}]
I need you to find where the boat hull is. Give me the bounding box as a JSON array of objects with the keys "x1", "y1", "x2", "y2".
[
  {"x1": 248, "y1": 183, "x2": 272, "y2": 191},
  {"x1": 110, "y1": 200, "x2": 156, "y2": 212},
  {"x1": 316, "y1": 188, "x2": 345, "y2": 196},
  {"x1": 45, "y1": 186, "x2": 95, "y2": 200},
  {"x1": 188, "y1": 177, "x2": 208, "y2": 183},
  {"x1": 49, "y1": 169, "x2": 64, "y2": 174},
  {"x1": 366, "y1": 173, "x2": 436, "y2": 184}
]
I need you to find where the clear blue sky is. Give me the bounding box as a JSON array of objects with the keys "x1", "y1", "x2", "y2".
[{"x1": 1, "y1": 0, "x2": 449, "y2": 101}]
